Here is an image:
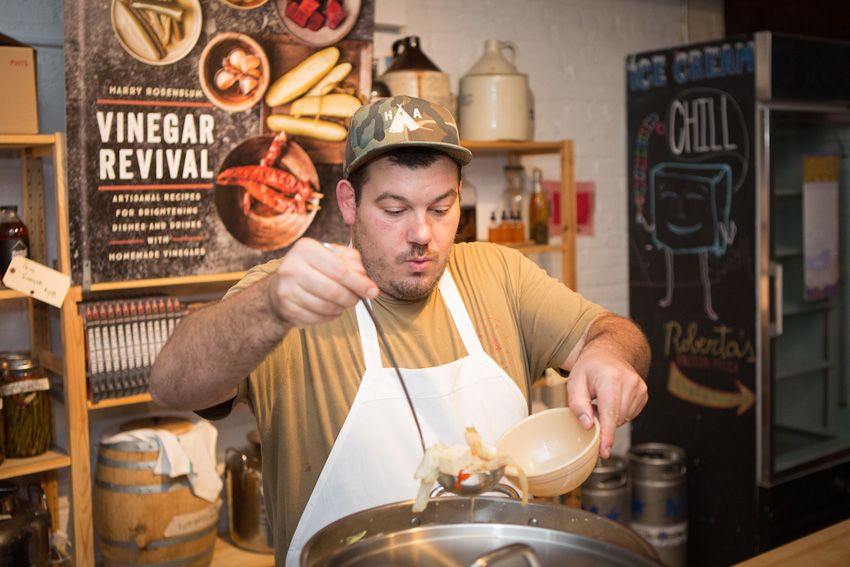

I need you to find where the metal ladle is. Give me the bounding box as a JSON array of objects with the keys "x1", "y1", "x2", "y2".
[{"x1": 322, "y1": 243, "x2": 505, "y2": 497}]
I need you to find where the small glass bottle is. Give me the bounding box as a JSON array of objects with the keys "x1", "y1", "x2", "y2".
[
  {"x1": 502, "y1": 165, "x2": 528, "y2": 241},
  {"x1": 0, "y1": 206, "x2": 29, "y2": 280},
  {"x1": 455, "y1": 177, "x2": 478, "y2": 243},
  {"x1": 498, "y1": 210, "x2": 511, "y2": 242},
  {"x1": 488, "y1": 211, "x2": 499, "y2": 243},
  {"x1": 529, "y1": 168, "x2": 550, "y2": 244}
]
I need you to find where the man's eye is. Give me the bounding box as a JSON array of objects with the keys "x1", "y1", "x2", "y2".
[
  {"x1": 431, "y1": 208, "x2": 450, "y2": 216},
  {"x1": 384, "y1": 208, "x2": 405, "y2": 216}
]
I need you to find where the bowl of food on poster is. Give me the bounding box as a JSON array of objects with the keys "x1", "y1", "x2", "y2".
[
  {"x1": 214, "y1": 134, "x2": 322, "y2": 251},
  {"x1": 263, "y1": 41, "x2": 366, "y2": 166},
  {"x1": 217, "y1": 0, "x2": 271, "y2": 9},
  {"x1": 275, "y1": 0, "x2": 361, "y2": 47},
  {"x1": 111, "y1": 0, "x2": 203, "y2": 65},
  {"x1": 199, "y1": 32, "x2": 271, "y2": 112}
]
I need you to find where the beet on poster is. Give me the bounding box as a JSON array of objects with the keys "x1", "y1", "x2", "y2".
[{"x1": 65, "y1": 0, "x2": 374, "y2": 285}]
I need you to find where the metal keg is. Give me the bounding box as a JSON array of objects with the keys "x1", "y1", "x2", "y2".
[
  {"x1": 580, "y1": 455, "x2": 631, "y2": 525},
  {"x1": 628, "y1": 443, "x2": 687, "y2": 567}
]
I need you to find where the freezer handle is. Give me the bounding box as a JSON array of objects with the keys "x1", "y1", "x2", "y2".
[{"x1": 769, "y1": 262, "x2": 783, "y2": 337}]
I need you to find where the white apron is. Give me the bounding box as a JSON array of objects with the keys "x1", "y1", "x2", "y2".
[{"x1": 285, "y1": 268, "x2": 528, "y2": 565}]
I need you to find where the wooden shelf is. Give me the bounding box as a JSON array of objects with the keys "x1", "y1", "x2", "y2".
[
  {"x1": 461, "y1": 140, "x2": 565, "y2": 155},
  {"x1": 88, "y1": 393, "x2": 153, "y2": 410},
  {"x1": 0, "y1": 450, "x2": 71, "y2": 480},
  {"x1": 0, "y1": 287, "x2": 28, "y2": 301},
  {"x1": 502, "y1": 242, "x2": 564, "y2": 254},
  {"x1": 0, "y1": 133, "x2": 59, "y2": 150}
]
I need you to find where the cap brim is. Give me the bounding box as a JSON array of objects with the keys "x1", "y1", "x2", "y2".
[{"x1": 345, "y1": 142, "x2": 473, "y2": 178}]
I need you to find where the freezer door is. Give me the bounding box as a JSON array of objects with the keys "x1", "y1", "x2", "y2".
[{"x1": 758, "y1": 104, "x2": 850, "y2": 486}]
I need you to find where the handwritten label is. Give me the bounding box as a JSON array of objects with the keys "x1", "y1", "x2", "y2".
[
  {"x1": 2, "y1": 256, "x2": 70, "y2": 308},
  {"x1": 163, "y1": 499, "x2": 221, "y2": 538},
  {"x1": 0, "y1": 378, "x2": 50, "y2": 396}
]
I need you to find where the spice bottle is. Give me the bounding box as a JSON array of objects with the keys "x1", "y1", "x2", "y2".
[
  {"x1": 488, "y1": 211, "x2": 499, "y2": 243},
  {"x1": 1, "y1": 354, "x2": 52, "y2": 458},
  {"x1": 502, "y1": 165, "x2": 528, "y2": 241},
  {"x1": 0, "y1": 206, "x2": 29, "y2": 280},
  {"x1": 529, "y1": 167, "x2": 550, "y2": 244}
]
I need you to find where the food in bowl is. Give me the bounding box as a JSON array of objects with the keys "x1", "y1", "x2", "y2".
[
  {"x1": 412, "y1": 427, "x2": 527, "y2": 513},
  {"x1": 216, "y1": 132, "x2": 321, "y2": 217},
  {"x1": 496, "y1": 407, "x2": 600, "y2": 497},
  {"x1": 199, "y1": 32, "x2": 270, "y2": 112}
]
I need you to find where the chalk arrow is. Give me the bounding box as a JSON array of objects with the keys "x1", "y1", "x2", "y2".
[{"x1": 667, "y1": 361, "x2": 755, "y2": 415}]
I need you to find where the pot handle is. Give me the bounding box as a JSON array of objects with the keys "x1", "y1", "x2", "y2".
[
  {"x1": 498, "y1": 41, "x2": 518, "y2": 65},
  {"x1": 429, "y1": 482, "x2": 520, "y2": 500},
  {"x1": 468, "y1": 543, "x2": 542, "y2": 567}
]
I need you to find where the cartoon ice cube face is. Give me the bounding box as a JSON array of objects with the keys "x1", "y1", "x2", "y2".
[{"x1": 649, "y1": 162, "x2": 732, "y2": 255}]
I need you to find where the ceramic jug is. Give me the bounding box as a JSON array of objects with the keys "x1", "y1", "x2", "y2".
[
  {"x1": 380, "y1": 36, "x2": 453, "y2": 111},
  {"x1": 459, "y1": 40, "x2": 534, "y2": 141}
]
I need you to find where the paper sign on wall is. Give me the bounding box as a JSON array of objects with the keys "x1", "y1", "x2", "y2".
[
  {"x1": 2, "y1": 256, "x2": 71, "y2": 308},
  {"x1": 803, "y1": 154, "x2": 840, "y2": 301}
]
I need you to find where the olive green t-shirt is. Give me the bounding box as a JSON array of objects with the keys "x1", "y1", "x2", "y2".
[{"x1": 223, "y1": 242, "x2": 604, "y2": 561}]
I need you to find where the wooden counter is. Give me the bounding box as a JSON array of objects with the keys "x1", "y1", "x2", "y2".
[
  {"x1": 735, "y1": 518, "x2": 850, "y2": 566},
  {"x1": 211, "y1": 537, "x2": 274, "y2": 567}
]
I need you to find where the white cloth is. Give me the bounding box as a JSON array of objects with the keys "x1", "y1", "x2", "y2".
[
  {"x1": 285, "y1": 268, "x2": 529, "y2": 565},
  {"x1": 100, "y1": 419, "x2": 222, "y2": 502}
]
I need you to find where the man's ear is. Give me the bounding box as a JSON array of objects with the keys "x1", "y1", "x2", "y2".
[{"x1": 337, "y1": 179, "x2": 357, "y2": 226}]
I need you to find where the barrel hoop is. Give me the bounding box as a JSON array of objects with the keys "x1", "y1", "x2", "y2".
[
  {"x1": 102, "y1": 440, "x2": 160, "y2": 453},
  {"x1": 97, "y1": 455, "x2": 157, "y2": 470},
  {"x1": 99, "y1": 525, "x2": 216, "y2": 550},
  {"x1": 102, "y1": 547, "x2": 214, "y2": 567},
  {"x1": 95, "y1": 478, "x2": 190, "y2": 494}
]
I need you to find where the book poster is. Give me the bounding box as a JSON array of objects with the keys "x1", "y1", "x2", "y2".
[{"x1": 65, "y1": 0, "x2": 374, "y2": 285}]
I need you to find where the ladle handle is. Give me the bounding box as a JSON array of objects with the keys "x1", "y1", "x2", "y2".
[
  {"x1": 321, "y1": 242, "x2": 427, "y2": 454},
  {"x1": 469, "y1": 543, "x2": 542, "y2": 567}
]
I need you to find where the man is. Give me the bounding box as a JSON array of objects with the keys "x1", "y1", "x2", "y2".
[{"x1": 150, "y1": 95, "x2": 649, "y2": 565}]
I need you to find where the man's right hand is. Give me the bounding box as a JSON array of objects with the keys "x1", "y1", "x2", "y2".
[{"x1": 267, "y1": 239, "x2": 379, "y2": 328}]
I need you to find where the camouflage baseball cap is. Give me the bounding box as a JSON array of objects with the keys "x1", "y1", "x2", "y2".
[{"x1": 343, "y1": 95, "x2": 472, "y2": 178}]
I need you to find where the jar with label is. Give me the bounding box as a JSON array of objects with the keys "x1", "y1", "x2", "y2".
[
  {"x1": 0, "y1": 206, "x2": 30, "y2": 280},
  {"x1": 1, "y1": 354, "x2": 52, "y2": 458}
]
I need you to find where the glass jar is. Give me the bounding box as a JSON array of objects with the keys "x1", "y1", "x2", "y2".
[
  {"x1": 0, "y1": 205, "x2": 30, "y2": 279},
  {"x1": 1, "y1": 354, "x2": 52, "y2": 458},
  {"x1": 455, "y1": 177, "x2": 478, "y2": 243}
]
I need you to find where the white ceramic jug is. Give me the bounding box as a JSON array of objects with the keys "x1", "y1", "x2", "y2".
[{"x1": 458, "y1": 40, "x2": 534, "y2": 141}]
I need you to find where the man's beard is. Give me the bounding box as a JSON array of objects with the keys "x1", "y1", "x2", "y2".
[{"x1": 352, "y1": 223, "x2": 448, "y2": 301}]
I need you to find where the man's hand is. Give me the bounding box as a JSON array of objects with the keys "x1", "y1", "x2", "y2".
[
  {"x1": 267, "y1": 239, "x2": 379, "y2": 327},
  {"x1": 561, "y1": 313, "x2": 650, "y2": 458}
]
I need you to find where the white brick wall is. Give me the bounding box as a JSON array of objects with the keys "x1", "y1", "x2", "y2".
[{"x1": 375, "y1": 0, "x2": 724, "y2": 316}]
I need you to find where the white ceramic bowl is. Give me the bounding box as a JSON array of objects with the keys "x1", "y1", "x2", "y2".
[{"x1": 496, "y1": 407, "x2": 600, "y2": 497}]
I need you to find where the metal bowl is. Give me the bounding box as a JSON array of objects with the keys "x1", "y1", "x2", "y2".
[{"x1": 300, "y1": 496, "x2": 661, "y2": 566}]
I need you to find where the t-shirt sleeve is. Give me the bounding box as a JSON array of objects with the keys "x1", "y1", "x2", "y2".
[{"x1": 509, "y1": 249, "x2": 606, "y2": 379}]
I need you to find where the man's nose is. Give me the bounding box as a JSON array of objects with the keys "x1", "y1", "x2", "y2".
[{"x1": 407, "y1": 213, "x2": 432, "y2": 244}]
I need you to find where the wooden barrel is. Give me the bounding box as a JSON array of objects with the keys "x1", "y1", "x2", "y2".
[{"x1": 94, "y1": 417, "x2": 219, "y2": 567}]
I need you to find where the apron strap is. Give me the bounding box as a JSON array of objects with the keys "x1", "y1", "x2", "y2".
[
  {"x1": 355, "y1": 301, "x2": 384, "y2": 370},
  {"x1": 438, "y1": 268, "x2": 484, "y2": 355}
]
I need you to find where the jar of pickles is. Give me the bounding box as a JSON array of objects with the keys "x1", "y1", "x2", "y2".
[{"x1": 0, "y1": 354, "x2": 52, "y2": 458}]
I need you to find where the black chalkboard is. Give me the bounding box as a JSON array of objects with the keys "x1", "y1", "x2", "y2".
[{"x1": 626, "y1": 35, "x2": 758, "y2": 565}]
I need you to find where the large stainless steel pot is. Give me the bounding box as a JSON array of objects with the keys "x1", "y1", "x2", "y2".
[{"x1": 301, "y1": 496, "x2": 662, "y2": 566}]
